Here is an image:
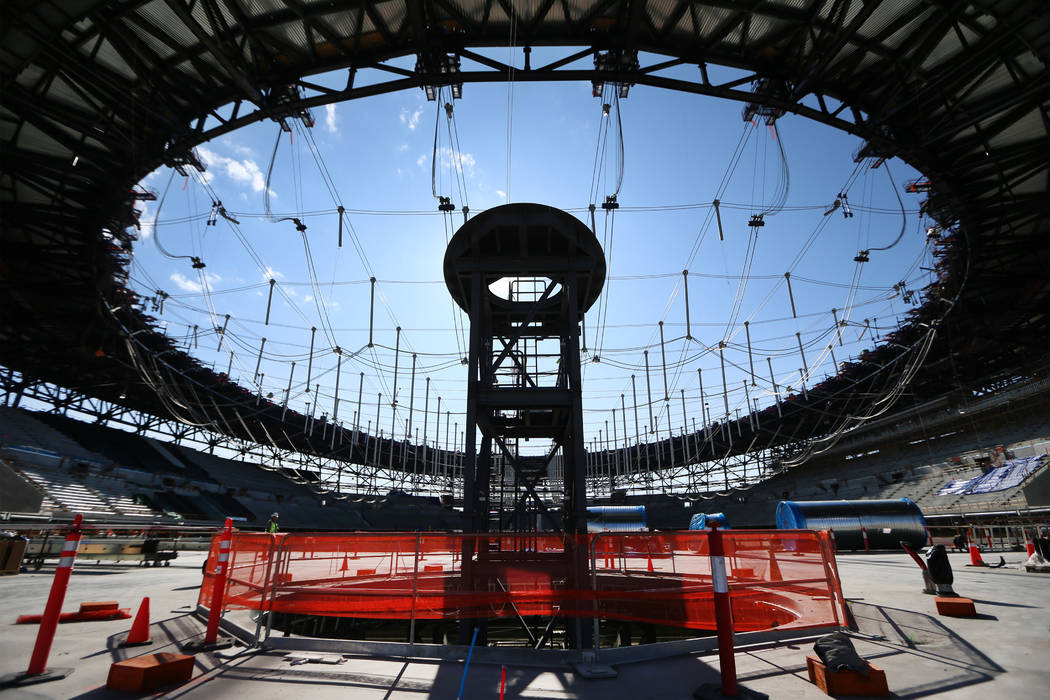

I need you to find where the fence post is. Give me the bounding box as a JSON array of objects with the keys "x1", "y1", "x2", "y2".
[
  {"x1": 27, "y1": 514, "x2": 83, "y2": 678},
  {"x1": 409, "y1": 534, "x2": 420, "y2": 645},
  {"x1": 263, "y1": 534, "x2": 291, "y2": 642},
  {"x1": 252, "y1": 534, "x2": 278, "y2": 646},
  {"x1": 709, "y1": 523, "x2": 738, "y2": 696},
  {"x1": 184, "y1": 518, "x2": 236, "y2": 652},
  {"x1": 589, "y1": 533, "x2": 601, "y2": 658},
  {"x1": 205, "y1": 518, "x2": 234, "y2": 643}
]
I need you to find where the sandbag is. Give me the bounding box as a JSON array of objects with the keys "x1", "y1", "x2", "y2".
[
  {"x1": 813, "y1": 632, "x2": 869, "y2": 676},
  {"x1": 925, "y1": 544, "x2": 953, "y2": 585}
]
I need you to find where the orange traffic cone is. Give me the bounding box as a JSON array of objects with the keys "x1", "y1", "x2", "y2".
[
  {"x1": 768, "y1": 549, "x2": 783, "y2": 582},
  {"x1": 340, "y1": 554, "x2": 349, "y2": 572},
  {"x1": 1025, "y1": 529, "x2": 1036, "y2": 558},
  {"x1": 647, "y1": 551, "x2": 655, "y2": 572},
  {"x1": 967, "y1": 542, "x2": 986, "y2": 567},
  {"x1": 122, "y1": 597, "x2": 152, "y2": 647}
]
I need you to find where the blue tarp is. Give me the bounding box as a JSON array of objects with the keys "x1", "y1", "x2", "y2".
[
  {"x1": 936, "y1": 455, "x2": 1046, "y2": 496},
  {"x1": 936, "y1": 478, "x2": 976, "y2": 496}
]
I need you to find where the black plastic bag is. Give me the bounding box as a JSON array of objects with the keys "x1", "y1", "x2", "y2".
[
  {"x1": 813, "y1": 631, "x2": 869, "y2": 676},
  {"x1": 925, "y1": 544, "x2": 953, "y2": 585}
]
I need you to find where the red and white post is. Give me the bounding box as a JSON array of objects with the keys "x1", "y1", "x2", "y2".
[
  {"x1": 861, "y1": 527, "x2": 870, "y2": 554},
  {"x1": 709, "y1": 523, "x2": 738, "y2": 697},
  {"x1": 27, "y1": 514, "x2": 83, "y2": 676},
  {"x1": 205, "y1": 518, "x2": 234, "y2": 644}
]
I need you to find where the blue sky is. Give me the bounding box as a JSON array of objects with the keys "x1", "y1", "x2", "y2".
[{"x1": 131, "y1": 53, "x2": 934, "y2": 457}]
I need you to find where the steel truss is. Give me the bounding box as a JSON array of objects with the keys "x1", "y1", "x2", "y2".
[{"x1": 0, "y1": 365, "x2": 452, "y2": 498}]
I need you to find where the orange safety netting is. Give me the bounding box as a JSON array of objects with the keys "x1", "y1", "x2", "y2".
[{"x1": 200, "y1": 530, "x2": 845, "y2": 632}]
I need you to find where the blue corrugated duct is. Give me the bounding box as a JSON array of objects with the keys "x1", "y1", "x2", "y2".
[
  {"x1": 776, "y1": 498, "x2": 928, "y2": 551},
  {"x1": 586, "y1": 505, "x2": 646, "y2": 532}
]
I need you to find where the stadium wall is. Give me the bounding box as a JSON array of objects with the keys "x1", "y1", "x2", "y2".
[{"x1": 0, "y1": 459, "x2": 44, "y2": 513}]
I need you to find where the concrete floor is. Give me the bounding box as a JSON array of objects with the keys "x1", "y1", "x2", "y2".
[{"x1": 0, "y1": 549, "x2": 1047, "y2": 699}]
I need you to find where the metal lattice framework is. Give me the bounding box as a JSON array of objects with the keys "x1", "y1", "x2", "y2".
[{"x1": 2, "y1": 1, "x2": 1049, "y2": 494}]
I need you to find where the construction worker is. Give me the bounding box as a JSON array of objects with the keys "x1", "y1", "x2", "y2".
[{"x1": 266, "y1": 513, "x2": 280, "y2": 533}]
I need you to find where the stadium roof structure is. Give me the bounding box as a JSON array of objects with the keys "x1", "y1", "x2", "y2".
[{"x1": 1, "y1": 0, "x2": 1048, "y2": 477}]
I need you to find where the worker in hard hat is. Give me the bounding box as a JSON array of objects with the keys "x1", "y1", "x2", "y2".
[{"x1": 266, "y1": 513, "x2": 280, "y2": 533}]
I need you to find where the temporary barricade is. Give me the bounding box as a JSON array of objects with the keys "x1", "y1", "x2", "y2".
[{"x1": 200, "y1": 529, "x2": 845, "y2": 638}]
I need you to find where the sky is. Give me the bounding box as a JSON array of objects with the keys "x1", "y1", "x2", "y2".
[{"x1": 128, "y1": 49, "x2": 936, "y2": 461}]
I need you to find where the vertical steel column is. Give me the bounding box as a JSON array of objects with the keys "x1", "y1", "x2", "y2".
[
  {"x1": 682, "y1": 270, "x2": 692, "y2": 339},
  {"x1": 719, "y1": 345, "x2": 729, "y2": 419},
  {"x1": 368, "y1": 277, "x2": 376, "y2": 346},
  {"x1": 265, "y1": 278, "x2": 276, "y2": 324},
  {"x1": 744, "y1": 321, "x2": 755, "y2": 384},
  {"x1": 332, "y1": 353, "x2": 341, "y2": 421},
  {"x1": 407, "y1": 354, "x2": 417, "y2": 441},
  {"x1": 767, "y1": 357, "x2": 782, "y2": 417},
  {"x1": 796, "y1": 332, "x2": 808, "y2": 377},
  {"x1": 785, "y1": 271, "x2": 797, "y2": 318},
  {"x1": 281, "y1": 362, "x2": 295, "y2": 421},
  {"x1": 620, "y1": 394, "x2": 629, "y2": 475},
  {"x1": 644, "y1": 351, "x2": 655, "y2": 432},
  {"x1": 631, "y1": 375, "x2": 641, "y2": 462},
  {"x1": 564, "y1": 274, "x2": 592, "y2": 650},
  {"x1": 659, "y1": 322, "x2": 669, "y2": 401},
  {"x1": 253, "y1": 338, "x2": 266, "y2": 381},
  {"x1": 680, "y1": 389, "x2": 690, "y2": 462},
  {"x1": 462, "y1": 271, "x2": 483, "y2": 532},
  {"x1": 422, "y1": 378, "x2": 430, "y2": 474},
  {"x1": 698, "y1": 368, "x2": 709, "y2": 442},
  {"x1": 353, "y1": 372, "x2": 364, "y2": 459},
  {"x1": 217, "y1": 314, "x2": 230, "y2": 351}
]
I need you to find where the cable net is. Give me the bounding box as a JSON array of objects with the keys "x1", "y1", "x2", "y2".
[{"x1": 200, "y1": 529, "x2": 845, "y2": 632}]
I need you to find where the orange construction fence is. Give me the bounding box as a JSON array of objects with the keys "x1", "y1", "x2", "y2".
[{"x1": 200, "y1": 530, "x2": 845, "y2": 633}]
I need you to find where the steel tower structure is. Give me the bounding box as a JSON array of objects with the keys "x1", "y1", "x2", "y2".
[{"x1": 444, "y1": 203, "x2": 606, "y2": 536}]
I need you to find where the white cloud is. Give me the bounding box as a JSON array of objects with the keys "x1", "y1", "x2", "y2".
[
  {"x1": 170, "y1": 271, "x2": 221, "y2": 293},
  {"x1": 496, "y1": 189, "x2": 507, "y2": 200},
  {"x1": 261, "y1": 266, "x2": 285, "y2": 282},
  {"x1": 437, "y1": 147, "x2": 476, "y2": 178},
  {"x1": 325, "y1": 104, "x2": 338, "y2": 133},
  {"x1": 138, "y1": 201, "x2": 153, "y2": 238},
  {"x1": 197, "y1": 145, "x2": 269, "y2": 193},
  {"x1": 398, "y1": 143, "x2": 409, "y2": 152},
  {"x1": 400, "y1": 107, "x2": 423, "y2": 130},
  {"x1": 416, "y1": 154, "x2": 427, "y2": 168},
  {"x1": 221, "y1": 138, "x2": 254, "y2": 157}
]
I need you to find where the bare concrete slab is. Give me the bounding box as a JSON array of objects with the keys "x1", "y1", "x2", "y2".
[{"x1": 0, "y1": 550, "x2": 1046, "y2": 699}]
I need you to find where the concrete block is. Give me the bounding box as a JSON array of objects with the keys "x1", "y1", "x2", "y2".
[
  {"x1": 935, "y1": 596, "x2": 977, "y2": 617},
  {"x1": 806, "y1": 655, "x2": 889, "y2": 696},
  {"x1": 107, "y1": 652, "x2": 194, "y2": 692}
]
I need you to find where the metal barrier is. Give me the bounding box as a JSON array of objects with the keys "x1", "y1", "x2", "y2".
[{"x1": 200, "y1": 529, "x2": 845, "y2": 647}]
